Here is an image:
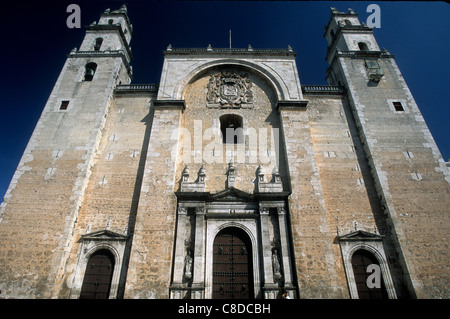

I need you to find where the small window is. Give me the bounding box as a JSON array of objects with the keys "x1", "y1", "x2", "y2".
[
  {"x1": 220, "y1": 114, "x2": 243, "y2": 144},
  {"x1": 108, "y1": 19, "x2": 114, "y2": 25},
  {"x1": 94, "y1": 37, "x2": 103, "y2": 51},
  {"x1": 84, "y1": 62, "x2": 97, "y2": 81},
  {"x1": 358, "y1": 42, "x2": 369, "y2": 51},
  {"x1": 344, "y1": 19, "x2": 352, "y2": 26},
  {"x1": 393, "y1": 102, "x2": 404, "y2": 112},
  {"x1": 59, "y1": 100, "x2": 70, "y2": 110}
]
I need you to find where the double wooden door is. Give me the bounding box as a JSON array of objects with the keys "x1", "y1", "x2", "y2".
[{"x1": 212, "y1": 227, "x2": 254, "y2": 299}]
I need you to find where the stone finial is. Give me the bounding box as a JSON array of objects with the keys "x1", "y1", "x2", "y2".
[
  {"x1": 272, "y1": 165, "x2": 281, "y2": 183},
  {"x1": 180, "y1": 165, "x2": 205, "y2": 192},
  {"x1": 167, "y1": 44, "x2": 172, "y2": 51},
  {"x1": 227, "y1": 160, "x2": 236, "y2": 188},
  {"x1": 111, "y1": 4, "x2": 127, "y2": 14},
  {"x1": 256, "y1": 165, "x2": 264, "y2": 182},
  {"x1": 119, "y1": 4, "x2": 128, "y2": 13},
  {"x1": 198, "y1": 165, "x2": 206, "y2": 183},
  {"x1": 182, "y1": 165, "x2": 190, "y2": 182},
  {"x1": 256, "y1": 165, "x2": 283, "y2": 193},
  {"x1": 228, "y1": 159, "x2": 235, "y2": 170}
]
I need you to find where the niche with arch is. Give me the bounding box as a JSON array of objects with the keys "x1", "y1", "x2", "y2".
[
  {"x1": 220, "y1": 114, "x2": 243, "y2": 144},
  {"x1": 84, "y1": 62, "x2": 97, "y2": 81}
]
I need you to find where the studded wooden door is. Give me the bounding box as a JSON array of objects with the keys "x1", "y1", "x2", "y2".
[
  {"x1": 212, "y1": 227, "x2": 254, "y2": 299},
  {"x1": 79, "y1": 249, "x2": 115, "y2": 299}
]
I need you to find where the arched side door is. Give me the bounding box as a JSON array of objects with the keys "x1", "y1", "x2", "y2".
[
  {"x1": 351, "y1": 249, "x2": 388, "y2": 299},
  {"x1": 212, "y1": 227, "x2": 254, "y2": 299},
  {"x1": 79, "y1": 249, "x2": 115, "y2": 299}
]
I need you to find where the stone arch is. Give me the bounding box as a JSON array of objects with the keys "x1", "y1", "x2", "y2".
[
  {"x1": 84, "y1": 243, "x2": 121, "y2": 265},
  {"x1": 212, "y1": 221, "x2": 258, "y2": 250},
  {"x1": 174, "y1": 59, "x2": 289, "y2": 101}
]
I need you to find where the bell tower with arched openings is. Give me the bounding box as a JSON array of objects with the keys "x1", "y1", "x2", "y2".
[
  {"x1": 0, "y1": 5, "x2": 133, "y2": 298},
  {"x1": 325, "y1": 7, "x2": 450, "y2": 299}
]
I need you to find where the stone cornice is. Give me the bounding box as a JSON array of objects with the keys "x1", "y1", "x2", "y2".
[
  {"x1": 326, "y1": 49, "x2": 395, "y2": 78},
  {"x1": 114, "y1": 84, "x2": 158, "y2": 96},
  {"x1": 175, "y1": 187, "x2": 291, "y2": 202},
  {"x1": 67, "y1": 49, "x2": 133, "y2": 78},
  {"x1": 153, "y1": 99, "x2": 186, "y2": 110},
  {"x1": 302, "y1": 85, "x2": 344, "y2": 95},
  {"x1": 276, "y1": 100, "x2": 308, "y2": 111},
  {"x1": 163, "y1": 46, "x2": 296, "y2": 57}
]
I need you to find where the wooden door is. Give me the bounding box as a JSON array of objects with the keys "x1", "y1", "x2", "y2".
[
  {"x1": 79, "y1": 249, "x2": 115, "y2": 299},
  {"x1": 351, "y1": 249, "x2": 388, "y2": 299},
  {"x1": 212, "y1": 228, "x2": 253, "y2": 299}
]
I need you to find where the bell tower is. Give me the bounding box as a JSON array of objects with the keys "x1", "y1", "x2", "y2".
[
  {"x1": 324, "y1": 8, "x2": 379, "y2": 53},
  {"x1": 325, "y1": 8, "x2": 450, "y2": 298},
  {"x1": 79, "y1": 5, "x2": 132, "y2": 58},
  {"x1": 0, "y1": 5, "x2": 133, "y2": 298}
]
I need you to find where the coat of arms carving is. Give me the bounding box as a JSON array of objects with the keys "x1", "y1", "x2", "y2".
[{"x1": 206, "y1": 71, "x2": 253, "y2": 108}]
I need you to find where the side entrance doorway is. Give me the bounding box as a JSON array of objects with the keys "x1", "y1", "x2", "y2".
[{"x1": 79, "y1": 249, "x2": 115, "y2": 299}]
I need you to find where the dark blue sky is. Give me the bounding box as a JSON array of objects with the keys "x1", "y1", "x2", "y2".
[{"x1": 1, "y1": 1, "x2": 449, "y2": 201}]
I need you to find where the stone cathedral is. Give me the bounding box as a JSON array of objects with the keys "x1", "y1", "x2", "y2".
[{"x1": 0, "y1": 5, "x2": 449, "y2": 299}]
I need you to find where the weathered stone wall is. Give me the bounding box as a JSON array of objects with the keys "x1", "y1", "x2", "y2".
[
  {"x1": 123, "y1": 105, "x2": 182, "y2": 298},
  {"x1": 59, "y1": 94, "x2": 152, "y2": 298},
  {"x1": 280, "y1": 94, "x2": 358, "y2": 298}
]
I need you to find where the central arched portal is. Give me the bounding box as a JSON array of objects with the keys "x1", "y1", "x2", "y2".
[{"x1": 212, "y1": 227, "x2": 254, "y2": 299}]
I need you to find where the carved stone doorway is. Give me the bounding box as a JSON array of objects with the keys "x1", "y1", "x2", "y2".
[{"x1": 212, "y1": 227, "x2": 254, "y2": 299}]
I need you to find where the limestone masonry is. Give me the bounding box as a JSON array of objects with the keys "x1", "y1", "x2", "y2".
[{"x1": 0, "y1": 5, "x2": 448, "y2": 299}]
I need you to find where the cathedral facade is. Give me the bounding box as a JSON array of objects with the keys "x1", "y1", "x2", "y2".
[{"x1": 0, "y1": 5, "x2": 448, "y2": 299}]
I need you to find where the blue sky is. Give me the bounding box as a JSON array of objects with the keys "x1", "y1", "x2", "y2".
[{"x1": 0, "y1": 1, "x2": 449, "y2": 201}]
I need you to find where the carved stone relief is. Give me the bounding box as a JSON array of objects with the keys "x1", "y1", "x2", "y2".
[{"x1": 206, "y1": 71, "x2": 253, "y2": 108}]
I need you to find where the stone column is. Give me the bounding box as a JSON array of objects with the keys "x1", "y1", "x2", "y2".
[
  {"x1": 277, "y1": 206, "x2": 296, "y2": 298},
  {"x1": 259, "y1": 204, "x2": 277, "y2": 298},
  {"x1": 192, "y1": 205, "x2": 206, "y2": 298},
  {"x1": 172, "y1": 206, "x2": 188, "y2": 289}
]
